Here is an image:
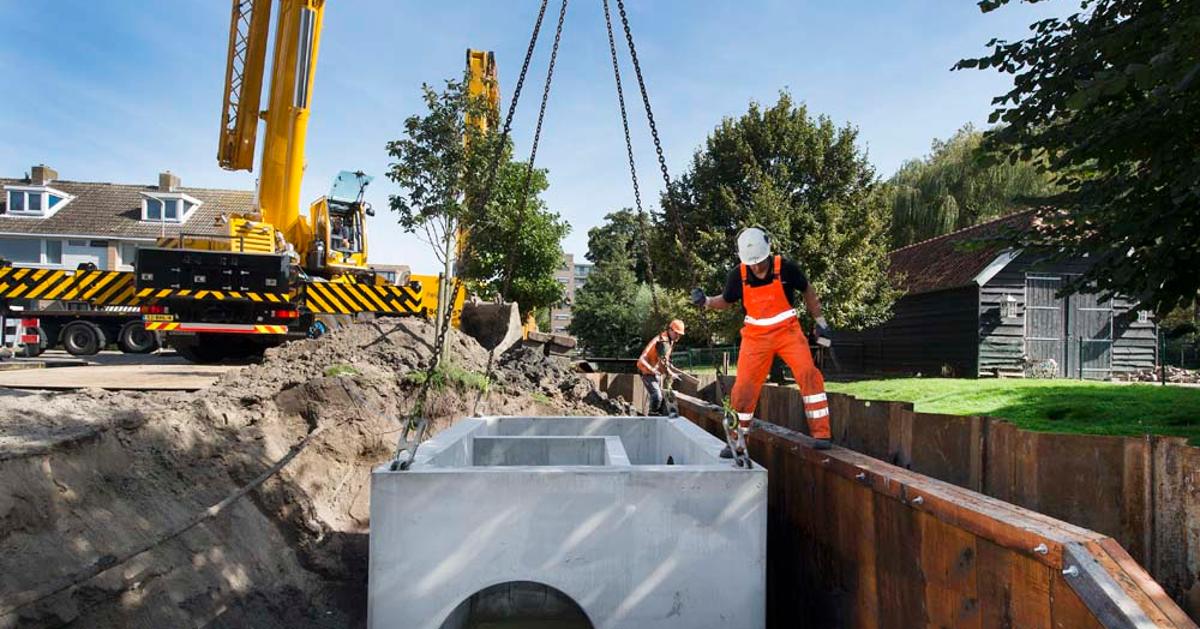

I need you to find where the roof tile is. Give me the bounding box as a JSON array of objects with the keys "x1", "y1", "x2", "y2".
[
  {"x1": 889, "y1": 210, "x2": 1035, "y2": 295},
  {"x1": 0, "y1": 178, "x2": 254, "y2": 240}
]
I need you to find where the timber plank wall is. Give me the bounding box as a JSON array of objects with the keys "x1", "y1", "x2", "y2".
[
  {"x1": 673, "y1": 391, "x2": 1195, "y2": 628},
  {"x1": 588, "y1": 373, "x2": 1200, "y2": 624}
]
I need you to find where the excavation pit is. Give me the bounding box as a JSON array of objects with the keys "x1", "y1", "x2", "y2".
[{"x1": 369, "y1": 416, "x2": 767, "y2": 629}]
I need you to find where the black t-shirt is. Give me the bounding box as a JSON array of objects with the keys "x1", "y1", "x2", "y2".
[{"x1": 722, "y1": 257, "x2": 809, "y2": 305}]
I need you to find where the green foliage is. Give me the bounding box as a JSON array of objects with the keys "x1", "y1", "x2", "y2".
[
  {"x1": 661, "y1": 91, "x2": 899, "y2": 333},
  {"x1": 404, "y1": 362, "x2": 490, "y2": 392},
  {"x1": 530, "y1": 392, "x2": 553, "y2": 405},
  {"x1": 457, "y1": 148, "x2": 569, "y2": 317},
  {"x1": 586, "y1": 208, "x2": 654, "y2": 284},
  {"x1": 534, "y1": 307, "x2": 551, "y2": 332},
  {"x1": 385, "y1": 75, "x2": 566, "y2": 317},
  {"x1": 957, "y1": 0, "x2": 1200, "y2": 314},
  {"x1": 827, "y1": 378, "x2": 1200, "y2": 444},
  {"x1": 887, "y1": 125, "x2": 1058, "y2": 247},
  {"x1": 385, "y1": 74, "x2": 494, "y2": 266},
  {"x1": 323, "y1": 364, "x2": 360, "y2": 378},
  {"x1": 568, "y1": 242, "x2": 643, "y2": 357}
]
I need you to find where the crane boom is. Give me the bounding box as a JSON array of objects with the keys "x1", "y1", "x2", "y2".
[
  {"x1": 217, "y1": 0, "x2": 272, "y2": 171},
  {"x1": 259, "y1": 0, "x2": 324, "y2": 247}
]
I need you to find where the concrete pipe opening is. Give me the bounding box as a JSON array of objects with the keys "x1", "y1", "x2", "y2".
[{"x1": 438, "y1": 581, "x2": 594, "y2": 629}]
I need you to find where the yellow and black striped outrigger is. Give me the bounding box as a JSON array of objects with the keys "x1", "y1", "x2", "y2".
[
  {"x1": 0, "y1": 267, "x2": 140, "y2": 306},
  {"x1": 130, "y1": 281, "x2": 426, "y2": 316},
  {"x1": 301, "y1": 281, "x2": 425, "y2": 316},
  {"x1": 0, "y1": 265, "x2": 426, "y2": 319}
]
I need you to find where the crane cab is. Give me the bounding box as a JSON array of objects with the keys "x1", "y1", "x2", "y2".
[{"x1": 305, "y1": 170, "x2": 373, "y2": 278}]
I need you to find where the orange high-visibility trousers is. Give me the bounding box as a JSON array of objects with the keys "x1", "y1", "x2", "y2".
[{"x1": 730, "y1": 318, "x2": 830, "y2": 440}]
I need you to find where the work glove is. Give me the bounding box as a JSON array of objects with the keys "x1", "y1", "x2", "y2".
[
  {"x1": 814, "y1": 317, "x2": 833, "y2": 348},
  {"x1": 690, "y1": 288, "x2": 707, "y2": 307}
]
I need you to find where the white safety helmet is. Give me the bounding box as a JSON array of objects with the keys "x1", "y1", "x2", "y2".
[{"x1": 736, "y1": 227, "x2": 771, "y2": 265}]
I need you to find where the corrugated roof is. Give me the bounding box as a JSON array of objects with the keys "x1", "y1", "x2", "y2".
[
  {"x1": 0, "y1": 178, "x2": 255, "y2": 240},
  {"x1": 889, "y1": 210, "x2": 1035, "y2": 295}
]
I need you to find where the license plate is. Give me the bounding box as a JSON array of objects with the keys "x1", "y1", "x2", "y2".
[{"x1": 143, "y1": 314, "x2": 177, "y2": 322}]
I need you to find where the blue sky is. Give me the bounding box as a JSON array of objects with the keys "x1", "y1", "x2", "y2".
[{"x1": 0, "y1": 1, "x2": 1061, "y2": 273}]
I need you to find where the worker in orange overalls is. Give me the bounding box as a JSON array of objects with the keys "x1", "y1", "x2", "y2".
[
  {"x1": 692, "y1": 227, "x2": 832, "y2": 455},
  {"x1": 636, "y1": 319, "x2": 686, "y2": 416}
]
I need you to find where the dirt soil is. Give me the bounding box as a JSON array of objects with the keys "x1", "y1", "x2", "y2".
[{"x1": 0, "y1": 319, "x2": 629, "y2": 628}]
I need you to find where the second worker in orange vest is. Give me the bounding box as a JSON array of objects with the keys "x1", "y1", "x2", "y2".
[{"x1": 692, "y1": 227, "x2": 833, "y2": 455}]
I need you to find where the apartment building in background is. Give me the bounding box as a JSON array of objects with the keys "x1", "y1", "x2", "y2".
[{"x1": 548, "y1": 252, "x2": 592, "y2": 334}]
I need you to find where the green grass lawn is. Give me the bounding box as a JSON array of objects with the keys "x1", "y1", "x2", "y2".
[{"x1": 825, "y1": 378, "x2": 1200, "y2": 444}]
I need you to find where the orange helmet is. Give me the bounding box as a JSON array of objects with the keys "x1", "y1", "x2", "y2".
[{"x1": 668, "y1": 319, "x2": 686, "y2": 335}]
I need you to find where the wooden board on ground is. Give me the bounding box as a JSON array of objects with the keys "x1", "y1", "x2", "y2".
[{"x1": 0, "y1": 363, "x2": 236, "y2": 391}]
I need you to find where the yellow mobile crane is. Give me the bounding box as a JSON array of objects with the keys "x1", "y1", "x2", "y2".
[
  {"x1": 0, "y1": 4, "x2": 495, "y2": 362},
  {"x1": 136, "y1": 0, "x2": 449, "y2": 362}
]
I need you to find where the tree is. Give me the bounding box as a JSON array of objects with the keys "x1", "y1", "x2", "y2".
[
  {"x1": 956, "y1": 0, "x2": 1200, "y2": 313},
  {"x1": 585, "y1": 208, "x2": 655, "y2": 284},
  {"x1": 568, "y1": 238, "x2": 643, "y2": 357},
  {"x1": 385, "y1": 76, "x2": 491, "y2": 285},
  {"x1": 662, "y1": 91, "x2": 899, "y2": 337},
  {"x1": 888, "y1": 124, "x2": 1058, "y2": 247},
  {"x1": 386, "y1": 76, "x2": 567, "y2": 319},
  {"x1": 458, "y1": 147, "x2": 570, "y2": 317}
]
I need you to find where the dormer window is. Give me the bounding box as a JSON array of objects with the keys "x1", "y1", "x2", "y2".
[
  {"x1": 4, "y1": 186, "x2": 74, "y2": 218},
  {"x1": 141, "y1": 192, "x2": 200, "y2": 223}
]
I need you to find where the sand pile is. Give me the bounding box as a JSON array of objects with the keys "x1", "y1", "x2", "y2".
[{"x1": 0, "y1": 319, "x2": 625, "y2": 628}]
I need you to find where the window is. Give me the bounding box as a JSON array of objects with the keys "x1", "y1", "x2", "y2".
[
  {"x1": 141, "y1": 192, "x2": 201, "y2": 223},
  {"x1": 1000, "y1": 294, "x2": 1018, "y2": 319},
  {"x1": 45, "y1": 240, "x2": 62, "y2": 265},
  {"x1": 119, "y1": 242, "x2": 138, "y2": 267},
  {"x1": 68, "y1": 239, "x2": 88, "y2": 247},
  {"x1": 0, "y1": 239, "x2": 43, "y2": 264},
  {"x1": 4, "y1": 186, "x2": 73, "y2": 217}
]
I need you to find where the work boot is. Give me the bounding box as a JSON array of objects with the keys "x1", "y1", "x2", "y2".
[
  {"x1": 812, "y1": 438, "x2": 832, "y2": 450},
  {"x1": 719, "y1": 445, "x2": 745, "y2": 459}
]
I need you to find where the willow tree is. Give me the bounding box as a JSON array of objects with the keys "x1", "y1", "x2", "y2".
[{"x1": 887, "y1": 125, "x2": 1057, "y2": 248}]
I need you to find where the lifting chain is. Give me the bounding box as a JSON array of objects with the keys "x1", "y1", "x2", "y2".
[
  {"x1": 614, "y1": 0, "x2": 730, "y2": 403},
  {"x1": 473, "y1": 0, "x2": 570, "y2": 418},
  {"x1": 602, "y1": 0, "x2": 660, "y2": 317},
  {"x1": 500, "y1": 0, "x2": 569, "y2": 300},
  {"x1": 394, "y1": 0, "x2": 553, "y2": 468}
]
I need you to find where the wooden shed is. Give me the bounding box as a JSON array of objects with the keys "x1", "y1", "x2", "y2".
[{"x1": 840, "y1": 211, "x2": 1158, "y2": 378}]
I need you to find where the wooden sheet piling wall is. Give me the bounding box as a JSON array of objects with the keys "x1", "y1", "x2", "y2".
[
  {"x1": 673, "y1": 392, "x2": 1196, "y2": 628},
  {"x1": 592, "y1": 373, "x2": 1200, "y2": 621}
]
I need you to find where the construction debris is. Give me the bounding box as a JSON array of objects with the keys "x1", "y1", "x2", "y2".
[
  {"x1": 1117, "y1": 366, "x2": 1200, "y2": 384},
  {"x1": 0, "y1": 319, "x2": 623, "y2": 628}
]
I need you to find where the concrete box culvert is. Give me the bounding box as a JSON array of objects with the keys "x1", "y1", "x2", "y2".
[{"x1": 369, "y1": 416, "x2": 767, "y2": 629}]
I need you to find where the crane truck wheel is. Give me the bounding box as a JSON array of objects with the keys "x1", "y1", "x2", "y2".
[
  {"x1": 16, "y1": 327, "x2": 47, "y2": 358},
  {"x1": 118, "y1": 321, "x2": 159, "y2": 354},
  {"x1": 61, "y1": 321, "x2": 106, "y2": 356},
  {"x1": 306, "y1": 314, "x2": 348, "y2": 339}
]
